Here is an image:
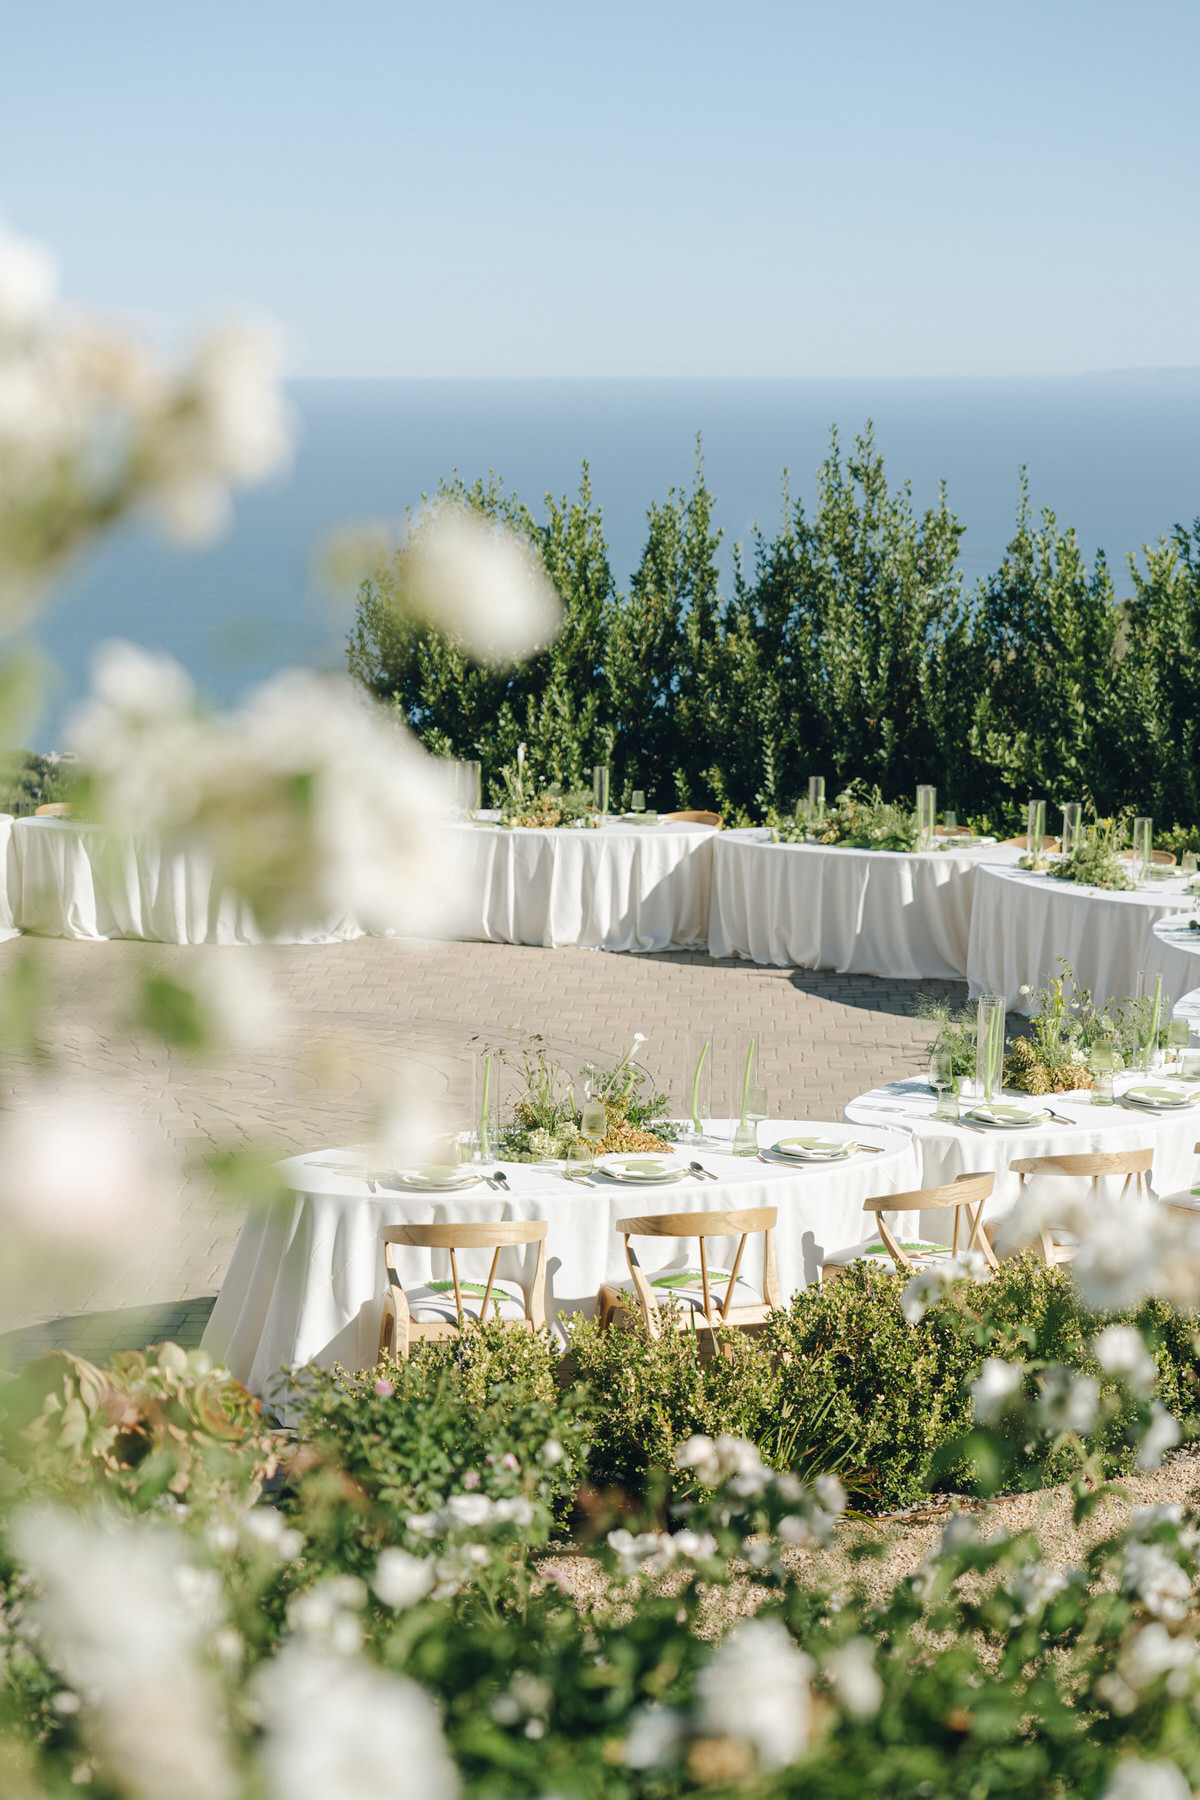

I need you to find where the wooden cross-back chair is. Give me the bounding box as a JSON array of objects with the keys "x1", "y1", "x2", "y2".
[
  {"x1": 597, "y1": 1206, "x2": 780, "y2": 1339},
  {"x1": 378, "y1": 1220, "x2": 547, "y2": 1361},
  {"x1": 1002, "y1": 834, "x2": 1059, "y2": 852},
  {"x1": 821, "y1": 1172, "x2": 997, "y2": 1281},
  {"x1": 1009, "y1": 1150, "x2": 1153, "y2": 1266},
  {"x1": 661, "y1": 810, "x2": 722, "y2": 828},
  {"x1": 33, "y1": 802, "x2": 72, "y2": 817}
]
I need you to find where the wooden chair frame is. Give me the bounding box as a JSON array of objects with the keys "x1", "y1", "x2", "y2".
[
  {"x1": 1010, "y1": 1150, "x2": 1152, "y2": 1265},
  {"x1": 822, "y1": 1172, "x2": 998, "y2": 1280},
  {"x1": 378, "y1": 1220, "x2": 547, "y2": 1361},
  {"x1": 599, "y1": 1206, "x2": 780, "y2": 1339},
  {"x1": 661, "y1": 810, "x2": 722, "y2": 829},
  {"x1": 33, "y1": 802, "x2": 71, "y2": 817},
  {"x1": 1001, "y1": 834, "x2": 1059, "y2": 852}
]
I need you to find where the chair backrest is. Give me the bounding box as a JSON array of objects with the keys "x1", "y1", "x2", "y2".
[
  {"x1": 1118, "y1": 848, "x2": 1177, "y2": 867},
  {"x1": 661, "y1": 810, "x2": 722, "y2": 828},
  {"x1": 862, "y1": 1171, "x2": 996, "y2": 1268},
  {"x1": 1011, "y1": 1150, "x2": 1152, "y2": 1203},
  {"x1": 34, "y1": 802, "x2": 71, "y2": 817},
  {"x1": 1002, "y1": 834, "x2": 1059, "y2": 851},
  {"x1": 616, "y1": 1206, "x2": 779, "y2": 1319},
  {"x1": 380, "y1": 1220, "x2": 548, "y2": 1328}
]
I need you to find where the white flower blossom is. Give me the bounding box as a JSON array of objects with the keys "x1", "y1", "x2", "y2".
[
  {"x1": 900, "y1": 1252, "x2": 990, "y2": 1324},
  {"x1": 444, "y1": 1493, "x2": 495, "y2": 1530},
  {"x1": 1121, "y1": 1542, "x2": 1194, "y2": 1620},
  {"x1": 971, "y1": 1357, "x2": 1024, "y2": 1422},
  {"x1": 12, "y1": 1507, "x2": 236, "y2": 1800},
  {"x1": 286, "y1": 1577, "x2": 367, "y2": 1656},
  {"x1": 1100, "y1": 1758, "x2": 1191, "y2": 1800},
  {"x1": 492, "y1": 1496, "x2": 536, "y2": 1528},
  {"x1": 0, "y1": 1085, "x2": 176, "y2": 1252},
  {"x1": 239, "y1": 1508, "x2": 304, "y2": 1563},
  {"x1": 675, "y1": 1434, "x2": 722, "y2": 1487},
  {"x1": 1008, "y1": 1560, "x2": 1068, "y2": 1619},
  {"x1": 253, "y1": 1642, "x2": 458, "y2": 1800},
  {"x1": 540, "y1": 1438, "x2": 565, "y2": 1465},
  {"x1": 940, "y1": 1513, "x2": 980, "y2": 1553},
  {"x1": 623, "y1": 1702, "x2": 684, "y2": 1769},
  {"x1": 1137, "y1": 1402, "x2": 1182, "y2": 1470},
  {"x1": 670, "y1": 1530, "x2": 718, "y2": 1562},
  {"x1": 396, "y1": 503, "x2": 562, "y2": 663},
  {"x1": 372, "y1": 1549, "x2": 436, "y2": 1611},
  {"x1": 825, "y1": 1637, "x2": 882, "y2": 1717},
  {"x1": 1093, "y1": 1325, "x2": 1158, "y2": 1399},
  {"x1": 607, "y1": 1530, "x2": 677, "y2": 1577},
  {"x1": 695, "y1": 1618, "x2": 814, "y2": 1769},
  {"x1": 1120, "y1": 1622, "x2": 1200, "y2": 1693},
  {"x1": 1037, "y1": 1367, "x2": 1100, "y2": 1436}
]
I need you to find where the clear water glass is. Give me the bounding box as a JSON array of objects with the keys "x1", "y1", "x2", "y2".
[
  {"x1": 1183, "y1": 851, "x2": 1198, "y2": 876},
  {"x1": 1090, "y1": 1035, "x2": 1115, "y2": 1105},
  {"x1": 565, "y1": 1139, "x2": 594, "y2": 1176},
  {"x1": 929, "y1": 1047, "x2": 958, "y2": 1121},
  {"x1": 916, "y1": 784, "x2": 937, "y2": 850},
  {"x1": 943, "y1": 810, "x2": 957, "y2": 832},
  {"x1": 1026, "y1": 798, "x2": 1046, "y2": 856},
  {"x1": 631, "y1": 790, "x2": 645, "y2": 813},
  {"x1": 580, "y1": 1081, "x2": 608, "y2": 1145},
  {"x1": 592, "y1": 765, "x2": 610, "y2": 817},
  {"x1": 1167, "y1": 1014, "x2": 1191, "y2": 1066}
]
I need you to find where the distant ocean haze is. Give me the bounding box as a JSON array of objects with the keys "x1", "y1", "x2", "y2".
[{"x1": 27, "y1": 370, "x2": 1200, "y2": 750}]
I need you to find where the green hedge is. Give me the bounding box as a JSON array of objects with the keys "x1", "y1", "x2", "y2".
[{"x1": 349, "y1": 434, "x2": 1200, "y2": 828}]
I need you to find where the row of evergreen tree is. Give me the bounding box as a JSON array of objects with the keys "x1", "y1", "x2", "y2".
[{"x1": 347, "y1": 428, "x2": 1200, "y2": 828}]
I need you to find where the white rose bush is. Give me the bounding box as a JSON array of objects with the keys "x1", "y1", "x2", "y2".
[{"x1": 9, "y1": 216, "x2": 1200, "y2": 1797}]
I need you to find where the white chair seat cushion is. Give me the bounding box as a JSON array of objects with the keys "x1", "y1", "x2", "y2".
[
  {"x1": 643, "y1": 1269, "x2": 763, "y2": 1312},
  {"x1": 823, "y1": 1238, "x2": 955, "y2": 1275},
  {"x1": 404, "y1": 1279, "x2": 527, "y2": 1326}
]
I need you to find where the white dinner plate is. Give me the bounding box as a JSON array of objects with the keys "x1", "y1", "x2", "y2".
[
  {"x1": 771, "y1": 1136, "x2": 856, "y2": 1161},
  {"x1": 380, "y1": 1165, "x2": 483, "y2": 1192},
  {"x1": 595, "y1": 1155, "x2": 687, "y2": 1185},
  {"x1": 966, "y1": 1103, "x2": 1051, "y2": 1129},
  {"x1": 1124, "y1": 1085, "x2": 1200, "y2": 1110}
]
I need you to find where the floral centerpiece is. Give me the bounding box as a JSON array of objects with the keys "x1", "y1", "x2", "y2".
[
  {"x1": 494, "y1": 1033, "x2": 677, "y2": 1161},
  {"x1": 1031, "y1": 817, "x2": 1136, "y2": 890},
  {"x1": 767, "y1": 780, "x2": 919, "y2": 852},
  {"x1": 496, "y1": 743, "x2": 598, "y2": 830},
  {"x1": 921, "y1": 966, "x2": 1126, "y2": 1095}
]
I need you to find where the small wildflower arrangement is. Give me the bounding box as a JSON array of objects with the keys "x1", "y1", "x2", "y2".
[
  {"x1": 1046, "y1": 816, "x2": 1136, "y2": 890},
  {"x1": 496, "y1": 743, "x2": 598, "y2": 829},
  {"x1": 493, "y1": 1033, "x2": 677, "y2": 1161},
  {"x1": 915, "y1": 994, "x2": 979, "y2": 1081},
  {"x1": 766, "y1": 780, "x2": 919, "y2": 852},
  {"x1": 1002, "y1": 964, "x2": 1114, "y2": 1094}
]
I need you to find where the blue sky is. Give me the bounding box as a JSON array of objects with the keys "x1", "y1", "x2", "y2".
[{"x1": 1, "y1": 0, "x2": 1197, "y2": 376}]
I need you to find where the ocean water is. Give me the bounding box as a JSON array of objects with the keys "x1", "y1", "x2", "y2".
[{"x1": 28, "y1": 371, "x2": 1200, "y2": 748}]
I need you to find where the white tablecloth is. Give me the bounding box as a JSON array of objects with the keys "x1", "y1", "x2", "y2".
[
  {"x1": 845, "y1": 1076, "x2": 1200, "y2": 1232},
  {"x1": 707, "y1": 832, "x2": 1021, "y2": 977},
  {"x1": 442, "y1": 818, "x2": 717, "y2": 951},
  {"x1": 202, "y1": 1119, "x2": 922, "y2": 1394},
  {"x1": 10, "y1": 817, "x2": 363, "y2": 945},
  {"x1": 0, "y1": 815, "x2": 17, "y2": 941},
  {"x1": 1144, "y1": 913, "x2": 1200, "y2": 1008},
  {"x1": 966, "y1": 864, "x2": 1193, "y2": 1014}
]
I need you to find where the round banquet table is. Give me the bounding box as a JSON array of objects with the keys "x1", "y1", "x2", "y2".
[
  {"x1": 202, "y1": 1119, "x2": 922, "y2": 1397},
  {"x1": 0, "y1": 814, "x2": 17, "y2": 941},
  {"x1": 440, "y1": 817, "x2": 717, "y2": 951},
  {"x1": 966, "y1": 863, "x2": 1194, "y2": 1014},
  {"x1": 9, "y1": 816, "x2": 363, "y2": 945},
  {"x1": 845, "y1": 1074, "x2": 1200, "y2": 1234},
  {"x1": 1144, "y1": 912, "x2": 1200, "y2": 1007},
  {"x1": 707, "y1": 830, "x2": 1021, "y2": 978}
]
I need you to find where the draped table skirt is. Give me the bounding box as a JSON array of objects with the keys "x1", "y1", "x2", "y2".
[
  {"x1": 966, "y1": 864, "x2": 1193, "y2": 1014},
  {"x1": 202, "y1": 1119, "x2": 922, "y2": 1396},
  {"x1": 441, "y1": 819, "x2": 717, "y2": 952},
  {"x1": 707, "y1": 832, "x2": 1021, "y2": 978},
  {"x1": 1144, "y1": 913, "x2": 1200, "y2": 1009}
]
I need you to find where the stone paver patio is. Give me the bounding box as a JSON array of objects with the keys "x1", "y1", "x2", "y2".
[{"x1": 0, "y1": 935, "x2": 964, "y2": 1361}]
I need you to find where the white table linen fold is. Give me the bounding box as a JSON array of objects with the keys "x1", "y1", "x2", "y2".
[
  {"x1": 707, "y1": 832, "x2": 1021, "y2": 977},
  {"x1": 0, "y1": 815, "x2": 17, "y2": 941},
  {"x1": 202, "y1": 1119, "x2": 922, "y2": 1394},
  {"x1": 845, "y1": 1076, "x2": 1199, "y2": 1236},
  {"x1": 9, "y1": 817, "x2": 364, "y2": 945},
  {"x1": 440, "y1": 819, "x2": 716, "y2": 951},
  {"x1": 966, "y1": 864, "x2": 1192, "y2": 1013},
  {"x1": 1144, "y1": 914, "x2": 1200, "y2": 1009}
]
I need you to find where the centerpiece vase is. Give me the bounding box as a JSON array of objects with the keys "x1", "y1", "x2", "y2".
[{"x1": 974, "y1": 995, "x2": 1005, "y2": 1103}]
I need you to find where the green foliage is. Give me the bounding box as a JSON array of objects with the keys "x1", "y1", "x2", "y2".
[
  {"x1": 1047, "y1": 815, "x2": 1136, "y2": 889},
  {"x1": 350, "y1": 441, "x2": 1200, "y2": 830},
  {"x1": 0, "y1": 749, "x2": 77, "y2": 814}
]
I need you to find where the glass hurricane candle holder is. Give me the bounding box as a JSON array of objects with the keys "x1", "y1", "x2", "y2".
[
  {"x1": 682, "y1": 1030, "x2": 715, "y2": 1146},
  {"x1": 1132, "y1": 816, "x2": 1152, "y2": 882},
  {"x1": 592, "y1": 765, "x2": 610, "y2": 817},
  {"x1": 974, "y1": 994, "x2": 1005, "y2": 1102},
  {"x1": 807, "y1": 775, "x2": 825, "y2": 823},
  {"x1": 1026, "y1": 798, "x2": 1046, "y2": 857},
  {"x1": 916, "y1": 785, "x2": 937, "y2": 850},
  {"x1": 1060, "y1": 802, "x2": 1082, "y2": 855}
]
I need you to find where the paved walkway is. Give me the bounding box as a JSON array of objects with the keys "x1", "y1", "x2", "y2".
[{"x1": 0, "y1": 935, "x2": 963, "y2": 1360}]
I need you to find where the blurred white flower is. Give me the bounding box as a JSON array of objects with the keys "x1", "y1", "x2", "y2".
[
  {"x1": 695, "y1": 1618, "x2": 814, "y2": 1769},
  {"x1": 13, "y1": 1507, "x2": 236, "y2": 1800},
  {"x1": 1001, "y1": 1191, "x2": 1200, "y2": 1314},
  {"x1": 1120, "y1": 1622, "x2": 1200, "y2": 1693},
  {"x1": 0, "y1": 1083, "x2": 174, "y2": 1249},
  {"x1": 1008, "y1": 1560, "x2": 1068, "y2": 1620},
  {"x1": 1122, "y1": 1542, "x2": 1193, "y2": 1620},
  {"x1": 675, "y1": 1434, "x2": 721, "y2": 1487},
  {"x1": 403, "y1": 504, "x2": 561, "y2": 663},
  {"x1": 1037, "y1": 1368, "x2": 1099, "y2": 1436},
  {"x1": 239, "y1": 1507, "x2": 304, "y2": 1563},
  {"x1": 540, "y1": 1438, "x2": 564, "y2": 1465},
  {"x1": 607, "y1": 1529, "x2": 677, "y2": 1577},
  {"x1": 1137, "y1": 1402, "x2": 1182, "y2": 1471},
  {"x1": 1093, "y1": 1325, "x2": 1158, "y2": 1399},
  {"x1": 940, "y1": 1513, "x2": 980, "y2": 1553},
  {"x1": 0, "y1": 220, "x2": 55, "y2": 330},
  {"x1": 372, "y1": 1548, "x2": 436, "y2": 1610},
  {"x1": 1100, "y1": 1757, "x2": 1191, "y2": 1800},
  {"x1": 445, "y1": 1493, "x2": 495, "y2": 1530},
  {"x1": 492, "y1": 1496, "x2": 536, "y2": 1528},
  {"x1": 971, "y1": 1357, "x2": 1024, "y2": 1423},
  {"x1": 624, "y1": 1702, "x2": 684, "y2": 1769},
  {"x1": 899, "y1": 1252, "x2": 989, "y2": 1324},
  {"x1": 671, "y1": 1530, "x2": 718, "y2": 1562},
  {"x1": 287, "y1": 1576, "x2": 367, "y2": 1656},
  {"x1": 825, "y1": 1637, "x2": 882, "y2": 1717},
  {"x1": 254, "y1": 1642, "x2": 458, "y2": 1800}
]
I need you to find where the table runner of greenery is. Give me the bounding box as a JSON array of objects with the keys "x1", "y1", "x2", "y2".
[{"x1": 349, "y1": 428, "x2": 1200, "y2": 839}]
